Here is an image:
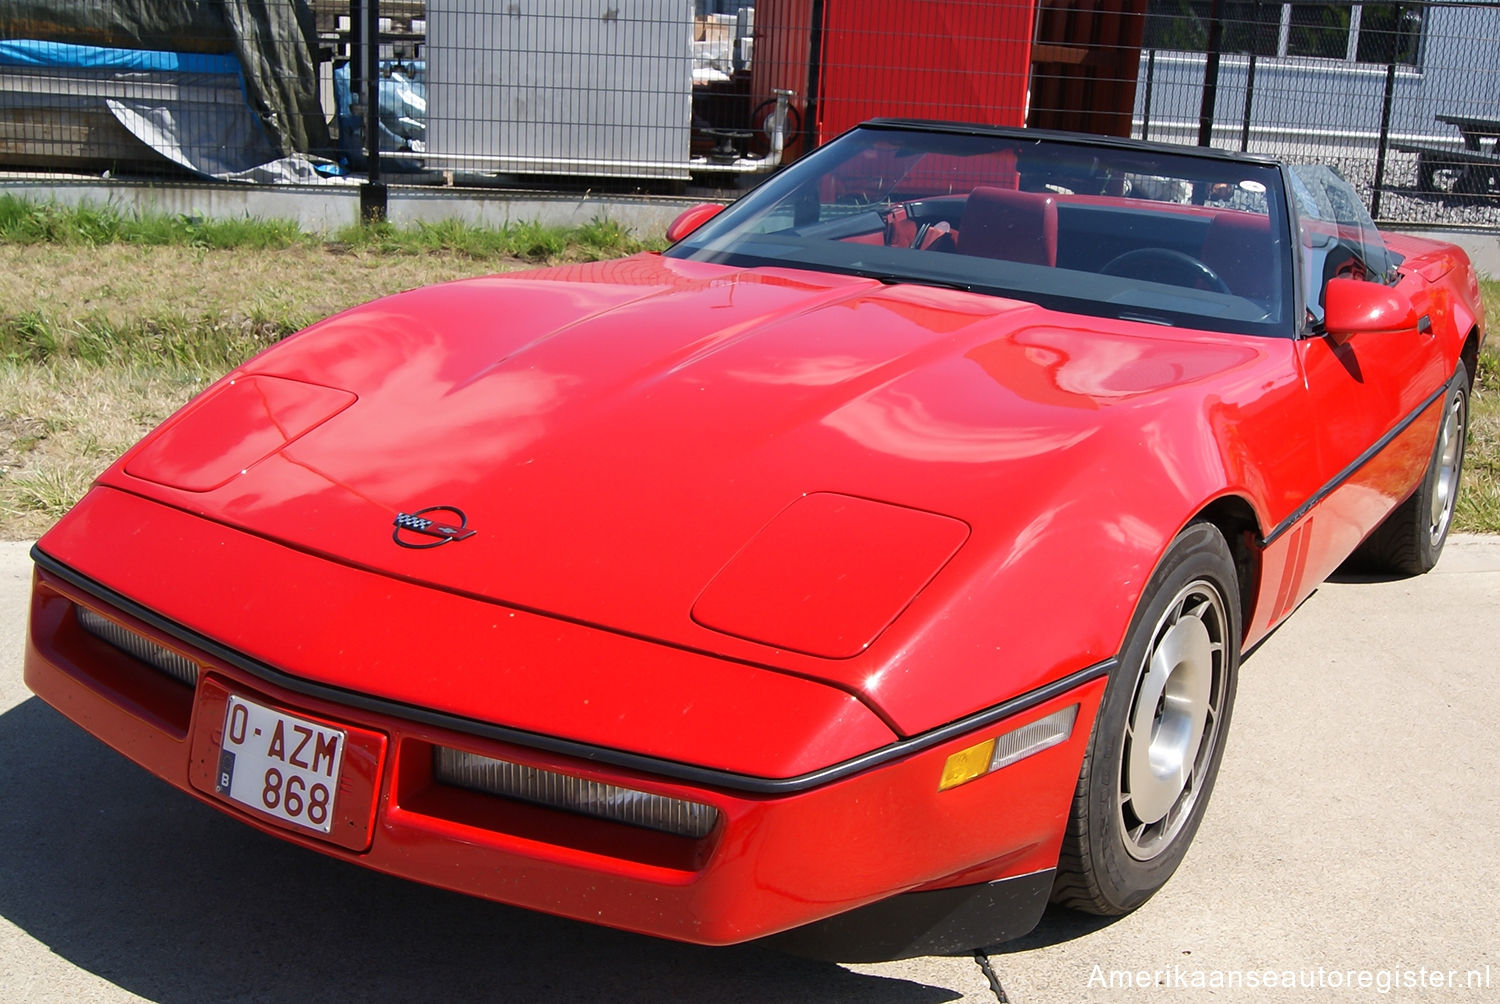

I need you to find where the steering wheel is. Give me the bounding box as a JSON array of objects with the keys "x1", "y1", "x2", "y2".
[{"x1": 1101, "y1": 248, "x2": 1232, "y2": 294}]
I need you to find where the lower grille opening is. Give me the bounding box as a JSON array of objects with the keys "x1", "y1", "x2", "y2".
[
  {"x1": 434, "y1": 746, "x2": 720, "y2": 839},
  {"x1": 394, "y1": 741, "x2": 718, "y2": 873},
  {"x1": 76, "y1": 605, "x2": 200, "y2": 688}
]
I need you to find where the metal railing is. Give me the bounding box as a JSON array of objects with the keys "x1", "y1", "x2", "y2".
[{"x1": 1136, "y1": 0, "x2": 1500, "y2": 226}]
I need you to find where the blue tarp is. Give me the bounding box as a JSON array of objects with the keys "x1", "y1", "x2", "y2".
[
  {"x1": 334, "y1": 61, "x2": 426, "y2": 170},
  {"x1": 0, "y1": 0, "x2": 327, "y2": 157},
  {"x1": 0, "y1": 37, "x2": 337, "y2": 181},
  {"x1": 0, "y1": 39, "x2": 241, "y2": 77}
]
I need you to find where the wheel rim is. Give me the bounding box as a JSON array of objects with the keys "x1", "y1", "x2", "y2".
[
  {"x1": 1117, "y1": 579, "x2": 1229, "y2": 861},
  {"x1": 1428, "y1": 390, "x2": 1465, "y2": 546}
]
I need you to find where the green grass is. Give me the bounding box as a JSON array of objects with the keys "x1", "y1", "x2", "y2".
[
  {"x1": 4, "y1": 460, "x2": 95, "y2": 517},
  {"x1": 1455, "y1": 278, "x2": 1500, "y2": 532},
  {"x1": 0, "y1": 193, "x2": 313, "y2": 250},
  {"x1": 331, "y1": 215, "x2": 647, "y2": 261},
  {"x1": 0, "y1": 193, "x2": 652, "y2": 261},
  {"x1": 0, "y1": 197, "x2": 668, "y2": 537},
  {"x1": 0, "y1": 310, "x2": 293, "y2": 372},
  {"x1": 1475, "y1": 277, "x2": 1499, "y2": 383}
]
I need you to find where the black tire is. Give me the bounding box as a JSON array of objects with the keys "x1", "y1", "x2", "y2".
[
  {"x1": 1350, "y1": 361, "x2": 1469, "y2": 576},
  {"x1": 1053, "y1": 522, "x2": 1241, "y2": 915}
]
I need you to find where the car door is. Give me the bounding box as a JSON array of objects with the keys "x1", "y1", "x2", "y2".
[{"x1": 1283, "y1": 166, "x2": 1447, "y2": 597}]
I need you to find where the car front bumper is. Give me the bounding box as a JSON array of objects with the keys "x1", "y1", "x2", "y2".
[{"x1": 24, "y1": 498, "x2": 1105, "y2": 956}]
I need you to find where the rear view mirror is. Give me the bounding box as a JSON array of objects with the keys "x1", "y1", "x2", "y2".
[
  {"x1": 665, "y1": 203, "x2": 725, "y2": 243},
  {"x1": 1322, "y1": 278, "x2": 1419, "y2": 344}
]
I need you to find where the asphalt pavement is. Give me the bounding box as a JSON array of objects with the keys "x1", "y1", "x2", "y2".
[{"x1": 2, "y1": 535, "x2": 1497, "y2": 1003}]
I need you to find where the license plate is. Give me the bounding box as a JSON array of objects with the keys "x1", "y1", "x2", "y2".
[{"x1": 216, "y1": 694, "x2": 347, "y2": 834}]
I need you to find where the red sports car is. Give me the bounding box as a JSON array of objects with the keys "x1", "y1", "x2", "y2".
[{"x1": 25, "y1": 121, "x2": 1485, "y2": 960}]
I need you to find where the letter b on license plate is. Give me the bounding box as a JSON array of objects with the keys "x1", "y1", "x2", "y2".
[{"x1": 217, "y1": 695, "x2": 347, "y2": 834}]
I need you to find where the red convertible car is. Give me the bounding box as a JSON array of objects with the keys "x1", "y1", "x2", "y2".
[{"x1": 25, "y1": 121, "x2": 1485, "y2": 959}]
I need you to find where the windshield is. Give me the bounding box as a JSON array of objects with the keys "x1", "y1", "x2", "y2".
[{"x1": 668, "y1": 125, "x2": 1295, "y2": 337}]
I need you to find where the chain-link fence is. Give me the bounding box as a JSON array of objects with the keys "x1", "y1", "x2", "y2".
[
  {"x1": 1, "y1": 1, "x2": 1496, "y2": 227},
  {"x1": 0, "y1": 1, "x2": 330, "y2": 182},
  {"x1": 1138, "y1": 1, "x2": 1500, "y2": 226}
]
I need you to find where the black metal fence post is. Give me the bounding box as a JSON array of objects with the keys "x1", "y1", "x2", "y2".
[
  {"x1": 1197, "y1": 0, "x2": 1223, "y2": 146},
  {"x1": 1142, "y1": 49, "x2": 1155, "y2": 140},
  {"x1": 1371, "y1": 57, "x2": 1399, "y2": 220},
  {"x1": 1239, "y1": 0, "x2": 1262, "y2": 152},
  {"x1": 805, "y1": 0, "x2": 827, "y2": 156},
  {"x1": 1240, "y1": 53, "x2": 1257, "y2": 151},
  {"x1": 360, "y1": 0, "x2": 387, "y2": 223}
]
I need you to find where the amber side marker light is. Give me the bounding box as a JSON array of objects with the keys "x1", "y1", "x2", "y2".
[{"x1": 938, "y1": 704, "x2": 1079, "y2": 791}]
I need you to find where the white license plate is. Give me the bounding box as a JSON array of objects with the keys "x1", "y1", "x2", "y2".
[{"x1": 216, "y1": 694, "x2": 347, "y2": 834}]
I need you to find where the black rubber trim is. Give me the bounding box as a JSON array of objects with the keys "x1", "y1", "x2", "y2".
[
  {"x1": 764, "y1": 867, "x2": 1055, "y2": 961},
  {"x1": 31, "y1": 545, "x2": 1112, "y2": 796},
  {"x1": 861, "y1": 118, "x2": 1283, "y2": 167},
  {"x1": 1260, "y1": 383, "x2": 1446, "y2": 547}
]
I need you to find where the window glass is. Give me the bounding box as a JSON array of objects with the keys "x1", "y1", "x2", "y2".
[
  {"x1": 1288, "y1": 163, "x2": 1395, "y2": 323},
  {"x1": 668, "y1": 126, "x2": 1295, "y2": 337},
  {"x1": 1286, "y1": 4, "x2": 1350, "y2": 59},
  {"x1": 1144, "y1": 1, "x2": 1422, "y2": 66},
  {"x1": 1355, "y1": 5, "x2": 1424, "y2": 64},
  {"x1": 1145, "y1": 1, "x2": 1279, "y2": 55}
]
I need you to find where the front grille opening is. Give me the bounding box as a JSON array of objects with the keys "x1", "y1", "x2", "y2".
[
  {"x1": 76, "y1": 605, "x2": 200, "y2": 688},
  {"x1": 433, "y1": 746, "x2": 720, "y2": 840}
]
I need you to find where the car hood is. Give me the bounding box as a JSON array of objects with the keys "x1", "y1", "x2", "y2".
[{"x1": 105, "y1": 254, "x2": 1275, "y2": 718}]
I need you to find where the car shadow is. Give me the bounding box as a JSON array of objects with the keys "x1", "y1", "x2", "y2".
[
  {"x1": 1326, "y1": 566, "x2": 1410, "y2": 585},
  {"x1": 1329, "y1": 549, "x2": 1425, "y2": 584},
  {"x1": 982, "y1": 905, "x2": 1121, "y2": 954},
  {"x1": 0, "y1": 698, "x2": 963, "y2": 1004}
]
